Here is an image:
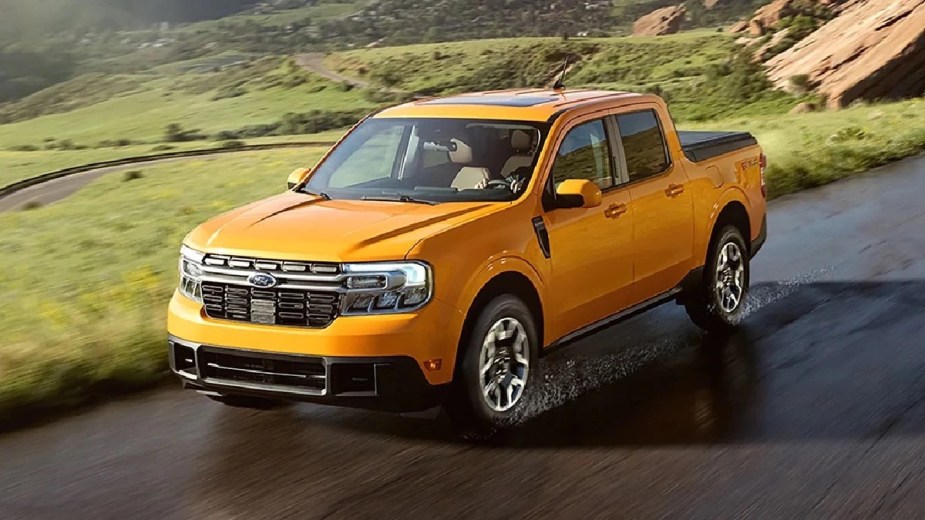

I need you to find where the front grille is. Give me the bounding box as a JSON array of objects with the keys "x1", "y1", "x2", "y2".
[
  {"x1": 201, "y1": 282, "x2": 339, "y2": 328},
  {"x1": 201, "y1": 347, "x2": 326, "y2": 392}
]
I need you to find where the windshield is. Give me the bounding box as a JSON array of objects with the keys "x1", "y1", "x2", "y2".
[{"x1": 304, "y1": 118, "x2": 547, "y2": 203}]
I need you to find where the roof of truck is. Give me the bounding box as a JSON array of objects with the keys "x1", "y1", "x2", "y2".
[{"x1": 375, "y1": 88, "x2": 646, "y2": 122}]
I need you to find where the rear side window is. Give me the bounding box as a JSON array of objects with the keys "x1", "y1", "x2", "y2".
[
  {"x1": 550, "y1": 119, "x2": 614, "y2": 190},
  {"x1": 615, "y1": 110, "x2": 669, "y2": 182}
]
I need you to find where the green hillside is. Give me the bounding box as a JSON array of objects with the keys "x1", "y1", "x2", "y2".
[
  {"x1": 0, "y1": 32, "x2": 799, "y2": 162},
  {"x1": 0, "y1": 0, "x2": 262, "y2": 39},
  {"x1": 0, "y1": 57, "x2": 374, "y2": 149}
]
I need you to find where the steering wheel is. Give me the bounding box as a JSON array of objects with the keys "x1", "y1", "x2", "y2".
[{"x1": 485, "y1": 179, "x2": 512, "y2": 190}]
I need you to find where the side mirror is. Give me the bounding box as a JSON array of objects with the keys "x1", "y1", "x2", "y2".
[
  {"x1": 287, "y1": 168, "x2": 311, "y2": 190},
  {"x1": 554, "y1": 179, "x2": 602, "y2": 209}
]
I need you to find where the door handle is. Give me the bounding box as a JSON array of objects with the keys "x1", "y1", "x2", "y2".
[
  {"x1": 604, "y1": 203, "x2": 627, "y2": 219},
  {"x1": 665, "y1": 183, "x2": 685, "y2": 197}
]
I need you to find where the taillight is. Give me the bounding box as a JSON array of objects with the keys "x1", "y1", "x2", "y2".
[{"x1": 759, "y1": 153, "x2": 767, "y2": 198}]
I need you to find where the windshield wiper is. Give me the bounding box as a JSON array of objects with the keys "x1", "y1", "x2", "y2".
[
  {"x1": 301, "y1": 188, "x2": 331, "y2": 200},
  {"x1": 362, "y1": 194, "x2": 439, "y2": 205}
]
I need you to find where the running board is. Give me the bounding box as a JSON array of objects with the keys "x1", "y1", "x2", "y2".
[{"x1": 543, "y1": 287, "x2": 682, "y2": 355}]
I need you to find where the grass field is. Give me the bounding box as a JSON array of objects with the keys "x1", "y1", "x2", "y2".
[
  {"x1": 0, "y1": 80, "x2": 370, "y2": 150},
  {"x1": 688, "y1": 98, "x2": 925, "y2": 197},
  {"x1": 0, "y1": 147, "x2": 328, "y2": 421}
]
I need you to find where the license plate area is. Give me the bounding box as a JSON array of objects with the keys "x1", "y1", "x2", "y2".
[{"x1": 250, "y1": 299, "x2": 277, "y2": 325}]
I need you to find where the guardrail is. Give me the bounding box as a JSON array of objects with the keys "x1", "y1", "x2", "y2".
[{"x1": 0, "y1": 141, "x2": 337, "y2": 200}]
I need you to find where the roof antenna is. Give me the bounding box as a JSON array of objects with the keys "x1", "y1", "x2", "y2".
[{"x1": 552, "y1": 55, "x2": 571, "y2": 91}]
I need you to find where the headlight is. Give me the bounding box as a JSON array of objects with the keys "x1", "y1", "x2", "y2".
[
  {"x1": 341, "y1": 262, "x2": 432, "y2": 314},
  {"x1": 178, "y1": 245, "x2": 204, "y2": 303}
]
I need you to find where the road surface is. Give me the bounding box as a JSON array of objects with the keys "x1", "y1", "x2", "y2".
[{"x1": 2, "y1": 156, "x2": 925, "y2": 519}]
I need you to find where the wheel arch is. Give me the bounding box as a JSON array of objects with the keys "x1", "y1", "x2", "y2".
[
  {"x1": 714, "y1": 200, "x2": 751, "y2": 246},
  {"x1": 454, "y1": 267, "x2": 545, "y2": 378},
  {"x1": 698, "y1": 189, "x2": 752, "y2": 265}
]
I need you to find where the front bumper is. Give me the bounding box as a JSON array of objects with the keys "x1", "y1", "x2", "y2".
[
  {"x1": 167, "y1": 290, "x2": 466, "y2": 386},
  {"x1": 169, "y1": 336, "x2": 447, "y2": 412}
]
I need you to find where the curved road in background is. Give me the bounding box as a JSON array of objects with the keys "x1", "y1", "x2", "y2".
[
  {"x1": 0, "y1": 144, "x2": 331, "y2": 213},
  {"x1": 295, "y1": 53, "x2": 374, "y2": 89},
  {"x1": 0, "y1": 156, "x2": 205, "y2": 213},
  {"x1": 2, "y1": 156, "x2": 925, "y2": 518}
]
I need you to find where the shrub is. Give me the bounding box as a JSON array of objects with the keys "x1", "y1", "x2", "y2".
[
  {"x1": 164, "y1": 123, "x2": 207, "y2": 142},
  {"x1": 211, "y1": 83, "x2": 247, "y2": 101},
  {"x1": 216, "y1": 109, "x2": 369, "y2": 139},
  {"x1": 9, "y1": 145, "x2": 39, "y2": 152},
  {"x1": 789, "y1": 74, "x2": 811, "y2": 93},
  {"x1": 216, "y1": 140, "x2": 246, "y2": 149},
  {"x1": 97, "y1": 139, "x2": 136, "y2": 148},
  {"x1": 122, "y1": 170, "x2": 145, "y2": 182},
  {"x1": 829, "y1": 126, "x2": 868, "y2": 143}
]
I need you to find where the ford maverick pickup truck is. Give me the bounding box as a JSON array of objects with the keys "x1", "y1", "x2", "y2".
[{"x1": 168, "y1": 88, "x2": 767, "y2": 434}]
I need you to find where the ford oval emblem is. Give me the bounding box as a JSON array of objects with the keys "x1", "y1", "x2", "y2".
[{"x1": 247, "y1": 272, "x2": 278, "y2": 289}]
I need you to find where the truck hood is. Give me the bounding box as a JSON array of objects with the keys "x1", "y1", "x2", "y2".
[{"x1": 185, "y1": 192, "x2": 496, "y2": 262}]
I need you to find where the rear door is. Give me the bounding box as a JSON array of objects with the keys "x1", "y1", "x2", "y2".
[
  {"x1": 543, "y1": 115, "x2": 635, "y2": 337},
  {"x1": 612, "y1": 107, "x2": 695, "y2": 303}
]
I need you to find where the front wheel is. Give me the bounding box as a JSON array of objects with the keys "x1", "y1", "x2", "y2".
[
  {"x1": 684, "y1": 225, "x2": 750, "y2": 331},
  {"x1": 445, "y1": 294, "x2": 538, "y2": 439}
]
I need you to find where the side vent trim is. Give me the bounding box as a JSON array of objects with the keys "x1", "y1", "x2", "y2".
[{"x1": 532, "y1": 216, "x2": 551, "y2": 259}]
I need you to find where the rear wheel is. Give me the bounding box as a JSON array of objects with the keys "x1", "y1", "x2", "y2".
[
  {"x1": 685, "y1": 225, "x2": 750, "y2": 331},
  {"x1": 207, "y1": 394, "x2": 288, "y2": 410},
  {"x1": 445, "y1": 294, "x2": 538, "y2": 439}
]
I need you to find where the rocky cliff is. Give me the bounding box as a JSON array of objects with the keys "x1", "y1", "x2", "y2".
[
  {"x1": 633, "y1": 5, "x2": 687, "y2": 36},
  {"x1": 763, "y1": 0, "x2": 925, "y2": 108}
]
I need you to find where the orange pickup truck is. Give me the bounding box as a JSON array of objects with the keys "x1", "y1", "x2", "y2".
[{"x1": 168, "y1": 88, "x2": 767, "y2": 433}]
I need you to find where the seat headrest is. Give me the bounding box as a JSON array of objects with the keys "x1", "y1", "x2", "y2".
[
  {"x1": 511, "y1": 130, "x2": 532, "y2": 152},
  {"x1": 449, "y1": 138, "x2": 473, "y2": 165}
]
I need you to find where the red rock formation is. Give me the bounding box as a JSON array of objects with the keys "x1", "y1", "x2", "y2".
[
  {"x1": 747, "y1": 0, "x2": 800, "y2": 36},
  {"x1": 633, "y1": 5, "x2": 686, "y2": 36},
  {"x1": 766, "y1": 0, "x2": 925, "y2": 108}
]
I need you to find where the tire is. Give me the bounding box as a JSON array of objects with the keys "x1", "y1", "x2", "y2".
[
  {"x1": 207, "y1": 394, "x2": 288, "y2": 410},
  {"x1": 684, "y1": 225, "x2": 750, "y2": 331},
  {"x1": 445, "y1": 294, "x2": 539, "y2": 439}
]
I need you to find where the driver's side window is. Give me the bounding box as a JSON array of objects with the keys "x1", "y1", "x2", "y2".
[{"x1": 550, "y1": 119, "x2": 614, "y2": 191}]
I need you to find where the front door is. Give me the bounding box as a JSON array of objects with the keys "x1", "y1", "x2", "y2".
[
  {"x1": 543, "y1": 117, "x2": 635, "y2": 338},
  {"x1": 613, "y1": 108, "x2": 694, "y2": 302}
]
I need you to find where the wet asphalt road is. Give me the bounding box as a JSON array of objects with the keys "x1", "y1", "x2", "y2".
[{"x1": 2, "y1": 156, "x2": 925, "y2": 519}]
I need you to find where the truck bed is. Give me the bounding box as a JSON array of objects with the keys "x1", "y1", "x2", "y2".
[{"x1": 678, "y1": 130, "x2": 759, "y2": 163}]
